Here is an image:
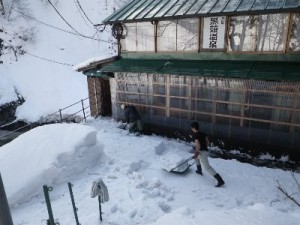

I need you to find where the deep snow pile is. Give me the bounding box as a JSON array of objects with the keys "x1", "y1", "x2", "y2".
[
  {"x1": 0, "y1": 123, "x2": 103, "y2": 207},
  {"x1": 0, "y1": 118, "x2": 299, "y2": 225}
]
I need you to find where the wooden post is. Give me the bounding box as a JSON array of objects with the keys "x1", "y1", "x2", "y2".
[{"x1": 0, "y1": 173, "x2": 14, "y2": 225}]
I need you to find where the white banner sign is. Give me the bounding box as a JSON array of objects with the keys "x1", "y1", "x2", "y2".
[{"x1": 203, "y1": 16, "x2": 226, "y2": 49}]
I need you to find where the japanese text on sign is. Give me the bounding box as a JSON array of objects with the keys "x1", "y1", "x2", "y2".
[{"x1": 203, "y1": 16, "x2": 226, "y2": 49}]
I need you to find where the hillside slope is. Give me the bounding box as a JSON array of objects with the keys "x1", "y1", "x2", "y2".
[{"x1": 0, "y1": 0, "x2": 120, "y2": 122}]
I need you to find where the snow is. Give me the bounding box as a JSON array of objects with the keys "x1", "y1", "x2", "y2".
[
  {"x1": 1, "y1": 0, "x2": 300, "y2": 224},
  {"x1": 0, "y1": 118, "x2": 300, "y2": 225},
  {"x1": 0, "y1": 0, "x2": 117, "y2": 122}
]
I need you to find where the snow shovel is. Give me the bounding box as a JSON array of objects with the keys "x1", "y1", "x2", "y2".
[
  {"x1": 169, "y1": 156, "x2": 195, "y2": 174},
  {"x1": 117, "y1": 123, "x2": 128, "y2": 130}
]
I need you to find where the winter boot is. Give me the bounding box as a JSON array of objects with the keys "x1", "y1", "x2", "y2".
[
  {"x1": 195, "y1": 165, "x2": 202, "y2": 175},
  {"x1": 214, "y1": 173, "x2": 225, "y2": 187}
]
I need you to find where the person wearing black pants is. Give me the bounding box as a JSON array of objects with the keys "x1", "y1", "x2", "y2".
[{"x1": 191, "y1": 121, "x2": 225, "y2": 187}]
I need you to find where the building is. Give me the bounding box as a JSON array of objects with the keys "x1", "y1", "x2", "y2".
[{"x1": 77, "y1": 0, "x2": 300, "y2": 159}]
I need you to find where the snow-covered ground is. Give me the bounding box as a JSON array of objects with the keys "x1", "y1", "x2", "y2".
[
  {"x1": 0, "y1": 0, "x2": 117, "y2": 122},
  {"x1": 1, "y1": 1, "x2": 300, "y2": 224},
  {"x1": 1, "y1": 118, "x2": 299, "y2": 225}
]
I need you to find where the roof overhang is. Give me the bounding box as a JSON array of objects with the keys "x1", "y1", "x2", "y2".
[
  {"x1": 103, "y1": 0, "x2": 300, "y2": 25},
  {"x1": 84, "y1": 56, "x2": 300, "y2": 81}
]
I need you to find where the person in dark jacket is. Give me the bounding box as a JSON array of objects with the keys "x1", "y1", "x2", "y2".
[
  {"x1": 121, "y1": 104, "x2": 143, "y2": 134},
  {"x1": 190, "y1": 121, "x2": 225, "y2": 187}
]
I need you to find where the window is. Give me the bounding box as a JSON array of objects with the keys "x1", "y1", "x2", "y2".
[
  {"x1": 289, "y1": 13, "x2": 300, "y2": 52},
  {"x1": 228, "y1": 14, "x2": 289, "y2": 52},
  {"x1": 157, "y1": 19, "x2": 198, "y2": 52},
  {"x1": 121, "y1": 22, "x2": 155, "y2": 52}
]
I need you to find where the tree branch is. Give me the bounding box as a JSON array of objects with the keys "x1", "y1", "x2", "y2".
[{"x1": 276, "y1": 180, "x2": 300, "y2": 207}]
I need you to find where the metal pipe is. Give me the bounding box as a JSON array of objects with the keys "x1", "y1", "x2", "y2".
[
  {"x1": 43, "y1": 185, "x2": 55, "y2": 225},
  {"x1": 68, "y1": 183, "x2": 80, "y2": 225},
  {"x1": 98, "y1": 196, "x2": 103, "y2": 221},
  {"x1": 81, "y1": 100, "x2": 86, "y2": 122}
]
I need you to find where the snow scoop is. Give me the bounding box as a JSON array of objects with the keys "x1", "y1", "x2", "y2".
[
  {"x1": 169, "y1": 156, "x2": 195, "y2": 174},
  {"x1": 117, "y1": 123, "x2": 128, "y2": 130}
]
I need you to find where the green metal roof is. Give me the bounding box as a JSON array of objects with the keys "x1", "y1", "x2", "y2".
[
  {"x1": 103, "y1": 0, "x2": 300, "y2": 24},
  {"x1": 86, "y1": 58, "x2": 300, "y2": 81}
]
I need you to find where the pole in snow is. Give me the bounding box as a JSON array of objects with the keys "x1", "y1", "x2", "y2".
[
  {"x1": 43, "y1": 185, "x2": 56, "y2": 225},
  {"x1": 90, "y1": 179, "x2": 109, "y2": 222},
  {"x1": 0, "y1": 173, "x2": 14, "y2": 225},
  {"x1": 68, "y1": 183, "x2": 80, "y2": 225}
]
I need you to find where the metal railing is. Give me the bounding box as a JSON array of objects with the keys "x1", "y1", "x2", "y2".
[{"x1": 0, "y1": 93, "x2": 100, "y2": 141}]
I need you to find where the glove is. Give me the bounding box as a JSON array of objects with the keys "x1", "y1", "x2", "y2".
[{"x1": 193, "y1": 151, "x2": 199, "y2": 159}]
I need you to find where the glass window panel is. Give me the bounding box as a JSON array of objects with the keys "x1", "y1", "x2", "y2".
[
  {"x1": 228, "y1": 15, "x2": 258, "y2": 51},
  {"x1": 216, "y1": 103, "x2": 230, "y2": 115},
  {"x1": 151, "y1": 107, "x2": 165, "y2": 116},
  {"x1": 153, "y1": 75, "x2": 166, "y2": 83},
  {"x1": 139, "y1": 94, "x2": 148, "y2": 104},
  {"x1": 164, "y1": 0, "x2": 188, "y2": 17},
  {"x1": 170, "y1": 98, "x2": 189, "y2": 108},
  {"x1": 224, "y1": 0, "x2": 242, "y2": 12},
  {"x1": 125, "y1": 83, "x2": 138, "y2": 92},
  {"x1": 202, "y1": 16, "x2": 226, "y2": 49},
  {"x1": 251, "y1": 92, "x2": 273, "y2": 106},
  {"x1": 155, "y1": 0, "x2": 178, "y2": 18},
  {"x1": 126, "y1": 94, "x2": 139, "y2": 103},
  {"x1": 177, "y1": 19, "x2": 198, "y2": 51},
  {"x1": 196, "y1": 87, "x2": 214, "y2": 99},
  {"x1": 215, "y1": 116, "x2": 231, "y2": 125},
  {"x1": 196, "y1": 100, "x2": 213, "y2": 112},
  {"x1": 267, "y1": 0, "x2": 285, "y2": 9},
  {"x1": 153, "y1": 96, "x2": 166, "y2": 106},
  {"x1": 195, "y1": 113, "x2": 212, "y2": 122},
  {"x1": 186, "y1": 0, "x2": 208, "y2": 15},
  {"x1": 210, "y1": 0, "x2": 231, "y2": 13},
  {"x1": 257, "y1": 14, "x2": 288, "y2": 51},
  {"x1": 157, "y1": 20, "x2": 177, "y2": 51},
  {"x1": 138, "y1": 84, "x2": 148, "y2": 94},
  {"x1": 249, "y1": 120, "x2": 270, "y2": 129},
  {"x1": 174, "y1": 0, "x2": 198, "y2": 16},
  {"x1": 117, "y1": 93, "x2": 127, "y2": 101},
  {"x1": 284, "y1": 0, "x2": 300, "y2": 8},
  {"x1": 272, "y1": 95, "x2": 293, "y2": 108},
  {"x1": 289, "y1": 13, "x2": 300, "y2": 51},
  {"x1": 236, "y1": 0, "x2": 255, "y2": 11},
  {"x1": 135, "y1": 0, "x2": 162, "y2": 19},
  {"x1": 126, "y1": 0, "x2": 151, "y2": 20},
  {"x1": 198, "y1": 0, "x2": 218, "y2": 14},
  {"x1": 170, "y1": 86, "x2": 188, "y2": 96},
  {"x1": 252, "y1": 0, "x2": 268, "y2": 10},
  {"x1": 136, "y1": 22, "x2": 155, "y2": 51},
  {"x1": 153, "y1": 84, "x2": 166, "y2": 95},
  {"x1": 249, "y1": 106, "x2": 272, "y2": 121},
  {"x1": 121, "y1": 23, "x2": 137, "y2": 52}
]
